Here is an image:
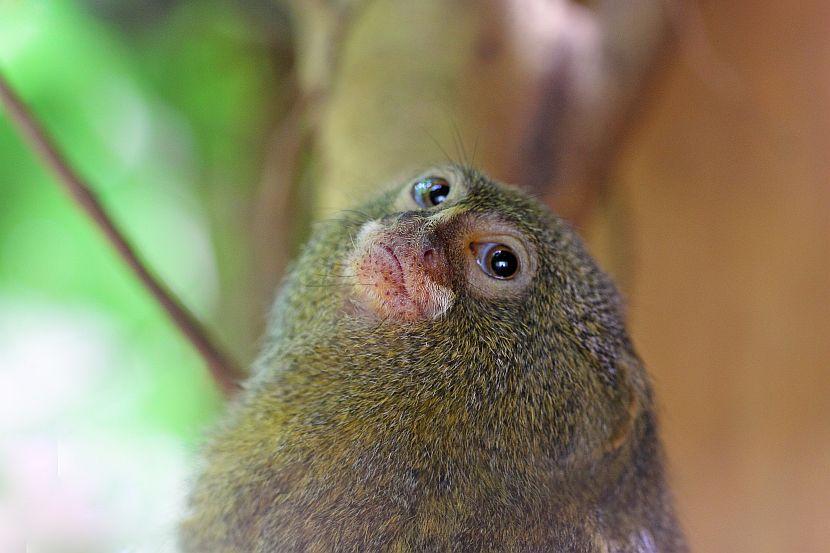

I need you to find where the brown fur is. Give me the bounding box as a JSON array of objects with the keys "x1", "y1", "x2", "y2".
[{"x1": 180, "y1": 166, "x2": 686, "y2": 552}]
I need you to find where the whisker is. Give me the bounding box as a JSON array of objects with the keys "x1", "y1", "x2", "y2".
[
  {"x1": 423, "y1": 127, "x2": 459, "y2": 167},
  {"x1": 450, "y1": 119, "x2": 470, "y2": 168}
]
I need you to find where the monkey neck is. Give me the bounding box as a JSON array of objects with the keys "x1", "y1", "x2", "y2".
[
  {"x1": 252, "y1": 343, "x2": 645, "y2": 506},
  {"x1": 212, "y1": 369, "x2": 668, "y2": 551},
  {"x1": 184, "y1": 321, "x2": 680, "y2": 551}
]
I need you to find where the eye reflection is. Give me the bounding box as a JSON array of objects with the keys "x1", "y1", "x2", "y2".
[
  {"x1": 412, "y1": 176, "x2": 450, "y2": 208},
  {"x1": 474, "y1": 243, "x2": 520, "y2": 280}
]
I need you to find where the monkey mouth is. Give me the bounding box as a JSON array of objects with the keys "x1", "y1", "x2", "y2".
[
  {"x1": 371, "y1": 243, "x2": 424, "y2": 317},
  {"x1": 345, "y1": 221, "x2": 455, "y2": 322}
]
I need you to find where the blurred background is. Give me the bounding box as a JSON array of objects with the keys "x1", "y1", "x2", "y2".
[{"x1": 0, "y1": 1, "x2": 827, "y2": 552}]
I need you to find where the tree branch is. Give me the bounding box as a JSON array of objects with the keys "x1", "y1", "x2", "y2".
[
  {"x1": 511, "y1": 0, "x2": 677, "y2": 226},
  {"x1": 253, "y1": 88, "x2": 319, "y2": 308},
  {"x1": 0, "y1": 71, "x2": 244, "y2": 397}
]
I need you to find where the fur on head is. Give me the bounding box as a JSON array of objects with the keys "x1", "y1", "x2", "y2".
[
  {"x1": 181, "y1": 165, "x2": 684, "y2": 551},
  {"x1": 255, "y1": 164, "x2": 645, "y2": 486}
]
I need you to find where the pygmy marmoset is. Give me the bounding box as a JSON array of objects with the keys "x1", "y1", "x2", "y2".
[{"x1": 180, "y1": 165, "x2": 687, "y2": 551}]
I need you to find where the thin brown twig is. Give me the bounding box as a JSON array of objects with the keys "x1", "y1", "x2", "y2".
[{"x1": 0, "y1": 71, "x2": 244, "y2": 397}]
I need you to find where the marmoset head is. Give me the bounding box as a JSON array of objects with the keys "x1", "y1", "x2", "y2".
[
  {"x1": 258, "y1": 165, "x2": 642, "y2": 467},
  {"x1": 180, "y1": 166, "x2": 679, "y2": 552}
]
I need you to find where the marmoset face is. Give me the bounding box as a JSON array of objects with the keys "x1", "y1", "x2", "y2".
[
  {"x1": 345, "y1": 166, "x2": 540, "y2": 322},
  {"x1": 266, "y1": 165, "x2": 627, "y2": 434},
  {"x1": 264, "y1": 164, "x2": 625, "y2": 384}
]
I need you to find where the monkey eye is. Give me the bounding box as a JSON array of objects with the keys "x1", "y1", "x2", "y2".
[
  {"x1": 464, "y1": 222, "x2": 535, "y2": 298},
  {"x1": 473, "y1": 243, "x2": 520, "y2": 279},
  {"x1": 412, "y1": 176, "x2": 451, "y2": 208}
]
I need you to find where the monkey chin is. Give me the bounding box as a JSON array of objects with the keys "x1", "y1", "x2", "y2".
[{"x1": 345, "y1": 220, "x2": 454, "y2": 322}]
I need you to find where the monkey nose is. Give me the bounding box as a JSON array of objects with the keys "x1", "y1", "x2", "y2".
[
  {"x1": 419, "y1": 241, "x2": 451, "y2": 288},
  {"x1": 422, "y1": 247, "x2": 436, "y2": 266},
  {"x1": 346, "y1": 221, "x2": 456, "y2": 321}
]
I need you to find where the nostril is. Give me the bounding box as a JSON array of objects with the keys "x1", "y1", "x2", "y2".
[
  {"x1": 420, "y1": 245, "x2": 451, "y2": 287},
  {"x1": 422, "y1": 248, "x2": 435, "y2": 266}
]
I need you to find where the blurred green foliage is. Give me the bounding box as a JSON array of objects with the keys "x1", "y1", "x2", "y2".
[
  {"x1": 1, "y1": 2, "x2": 292, "y2": 550},
  {"x1": 0, "y1": 1, "x2": 284, "y2": 440}
]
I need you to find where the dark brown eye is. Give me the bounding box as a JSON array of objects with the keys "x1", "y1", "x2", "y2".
[
  {"x1": 412, "y1": 176, "x2": 450, "y2": 208},
  {"x1": 476, "y1": 243, "x2": 519, "y2": 279}
]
